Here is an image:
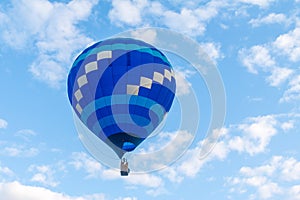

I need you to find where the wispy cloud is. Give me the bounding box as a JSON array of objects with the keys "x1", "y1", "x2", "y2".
[
  {"x1": 273, "y1": 23, "x2": 300, "y2": 62},
  {"x1": 162, "y1": 8, "x2": 206, "y2": 36},
  {"x1": 29, "y1": 165, "x2": 59, "y2": 187},
  {"x1": 280, "y1": 120, "x2": 295, "y2": 131},
  {"x1": 266, "y1": 67, "x2": 294, "y2": 87},
  {"x1": 0, "y1": 163, "x2": 15, "y2": 182},
  {"x1": 158, "y1": 128, "x2": 229, "y2": 182},
  {"x1": 174, "y1": 69, "x2": 195, "y2": 96},
  {"x1": 114, "y1": 197, "x2": 138, "y2": 200},
  {"x1": 109, "y1": 0, "x2": 227, "y2": 37},
  {"x1": 226, "y1": 155, "x2": 300, "y2": 199},
  {"x1": 14, "y1": 129, "x2": 37, "y2": 141},
  {"x1": 199, "y1": 42, "x2": 223, "y2": 64},
  {"x1": 70, "y1": 152, "x2": 165, "y2": 195},
  {"x1": 249, "y1": 13, "x2": 289, "y2": 27},
  {"x1": 228, "y1": 115, "x2": 278, "y2": 155},
  {"x1": 1, "y1": 146, "x2": 39, "y2": 157},
  {"x1": 160, "y1": 114, "x2": 297, "y2": 183},
  {"x1": 0, "y1": 181, "x2": 107, "y2": 200},
  {"x1": 124, "y1": 173, "x2": 163, "y2": 189},
  {"x1": 280, "y1": 74, "x2": 300, "y2": 102},
  {"x1": 130, "y1": 29, "x2": 158, "y2": 44},
  {"x1": 236, "y1": 0, "x2": 276, "y2": 8},
  {"x1": 239, "y1": 45, "x2": 276, "y2": 74},
  {"x1": 0, "y1": 0, "x2": 98, "y2": 87},
  {"x1": 239, "y1": 21, "x2": 300, "y2": 102},
  {"x1": 109, "y1": 0, "x2": 148, "y2": 26},
  {"x1": 70, "y1": 152, "x2": 103, "y2": 179},
  {"x1": 0, "y1": 118, "x2": 8, "y2": 129},
  {"x1": 239, "y1": 45, "x2": 294, "y2": 87}
]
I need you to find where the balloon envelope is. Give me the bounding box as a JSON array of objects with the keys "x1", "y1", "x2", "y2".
[{"x1": 67, "y1": 38, "x2": 176, "y2": 158}]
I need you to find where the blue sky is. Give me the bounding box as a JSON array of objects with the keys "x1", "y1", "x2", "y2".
[{"x1": 0, "y1": 0, "x2": 300, "y2": 199}]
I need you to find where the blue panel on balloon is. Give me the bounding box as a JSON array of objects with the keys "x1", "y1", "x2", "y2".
[
  {"x1": 112, "y1": 50, "x2": 127, "y2": 66},
  {"x1": 147, "y1": 84, "x2": 162, "y2": 101},
  {"x1": 122, "y1": 142, "x2": 135, "y2": 151}
]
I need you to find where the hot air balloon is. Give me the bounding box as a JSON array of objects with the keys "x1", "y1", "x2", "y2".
[{"x1": 67, "y1": 38, "x2": 176, "y2": 175}]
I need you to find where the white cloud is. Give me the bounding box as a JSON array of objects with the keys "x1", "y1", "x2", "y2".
[
  {"x1": 70, "y1": 152, "x2": 103, "y2": 179},
  {"x1": 281, "y1": 120, "x2": 294, "y2": 131},
  {"x1": 239, "y1": 24, "x2": 300, "y2": 102},
  {"x1": 108, "y1": 0, "x2": 226, "y2": 37},
  {"x1": 266, "y1": 67, "x2": 293, "y2": 86},
  {"x1": 102, "y1": 168, "x2": 164, "y2": 189},
  {"x1": 1, "y1": 146, "x2": 39, "y2": 157},
  {"x1": 0, "y1": 163, "x2": 14, "y2": 181},
  {"x1": 195, "y1": 0, "x2": 225, "y2": 22},
  {"x1": 109, "y1": 0, "x2": 148, "y2": 26},
  {"x1": 146, "y1": 187, "x2": 168, "y2": 197},
  {"x1": 15, "y1": 129, "x2": 37, "y2": 141},
  {"x1": 163, "y1": 0, "x2": 207, "y2": 8},
  {"x1": 29, "y1": 57, "x2": 67, "y2": 88},
  {"x1": 237, "y1": 0, "x2": 275, "y2": 8},
  {"x1": 199, "y1": 127, "x2": 229, "y2": 160},
  {"x1": 239, "y1": 44, "x2": 294, "y2": 88},
  {"x1": 157, "y1": 112, "x2": 297, "y2": 183},
  {"x1": 278, "y1": 157, "x2": 300, "y2": 181},
  {"x1": 0, "y1": 181, "x2": 106, "y2": 200},
  {"x1": 130, "y1": 29, "x2": 157, "y2": 44},
  {"x1": 289, "y1": 185, "x2": 300, "y2": 200},
  {"x1": 29, "y1": 165, "x2": 59, "y2": 187},
  {"x1": 239, "y1": 45, "x2": 275, "y2": 74},
  {"x1": 16, "y1": 129, "x2": 36, "y2": 137},
  {"x1": 156, "y1": 114, "x2": 297, "y2": 184},
  {"x1": 227, "y1": 156, "x2": 300, "y2": 199},
  {"x1": 280, "y1": 74, "x2": 300, "y2": 102},
  {"x1": 160, "y1": 166, "x2": 184, "y2": 183},
  {"x1": 159, "y1": 128, "x2": 229, "y2": 182},
  {"x1": 114, "y1": 197, "x2": 138, "y2": 200},
  {"x1": 70, "y1": 152, "x2": 164, "y2": 191},
  {"x1": 258, "y1": 182, "x2": 282, "y2": 199},
  {"x1": 163, "y1": 8, "x2": 205, "y2": 36},
  {"x1": 199, "y1": 42, "x2": 223, "y2": 64},
  {"x1": 249, "y1": 13, "x2": 288, "y2": 27},
  {"x1": 240, "y1": 165, "x2": 275, "y2": 177},
  {"x1": 125, "y1": 173, "x2": 163, "y2": 188},
  {"x1": 176, "y1": 142, "x2": 221, "y2": 178},
  {"x1": 139, "y1": 130, "x2": 194, "y2": 156},
  {"x1": 0, "y1": 0, "x2": 53, "y2": 48},
  {"x1": 103, "y1": 170, "x2": 166, "y2": 196},
  {"x1": 175, "y1": 69, "x2": 194, "y2": 96},
  {"x1": 228, "y1": 115, "x2": 278, "y2": 155},
  {"x1": 0, "y1": 118, "x2": 8, "y2": 129},
  {"x1": 0, "y1": 0, "x2": 98, "y2": 87},
  {"x1": 273, "y1": 24, "x2": 300, "y2": 62},
  {"x1": 0, "y1": 10, "x2": 6, "y2": 23},
  {"x1": 163, "y1": 1, "x2": 226, "y2": 36}
]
